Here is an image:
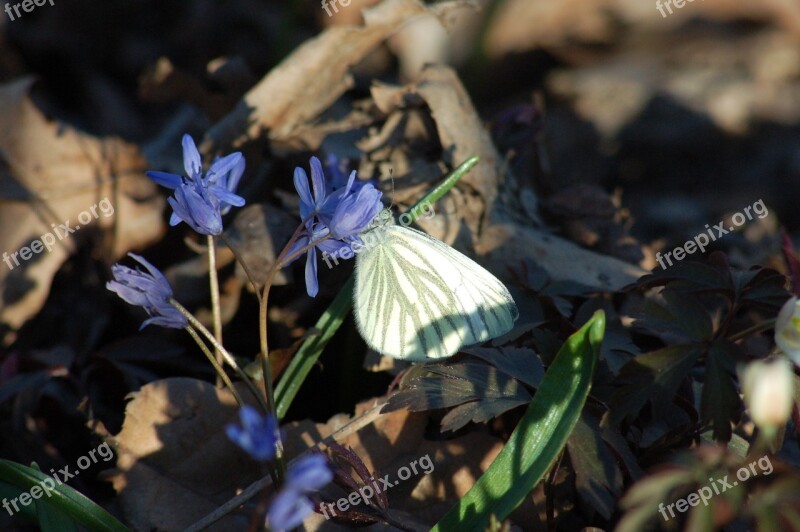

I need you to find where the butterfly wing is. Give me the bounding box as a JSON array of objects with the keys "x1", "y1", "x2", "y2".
[{"x1": 354, "y1": 225, "x2": 518, "y2": 361}]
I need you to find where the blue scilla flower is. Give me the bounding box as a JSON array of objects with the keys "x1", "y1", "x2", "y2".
[
  {"x1": 107, "y1": 253, "x2": 188, "y2": 329},
  {"x1": 147, "y1": 134, "x2": 246, "y2": 235},
  {"x1": 268, "y1": 453, "x2": 332, "y2": 531},
  {"x1": 225, "y1": 405, "x2": 280, "y2": 462},
  {"x1": 290, "y1": 156, "x2": 383, "y2": 297}
]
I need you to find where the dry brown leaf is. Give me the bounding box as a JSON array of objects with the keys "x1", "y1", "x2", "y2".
[
  {"x1": 485, "y1": 0, "x2": 800, "y2": 57},
  {"x1": 202, "y1": 0, "x2": 451, "y2": 153},
  {"x1": 107, "y1": 377, "x2": 263, "y2": 532},
  {"x1": 366, "y1": 66, "x2": 644, "y2": 289},
  {"x1": 476, "y1": 223, "x2": 645, "y2": 291},
  {"x1": 285, "y1": 397, "x2": 538, "y2": 530},
  {"x1": 0, "y1": 77, "x2": 164, "y2": 334}
]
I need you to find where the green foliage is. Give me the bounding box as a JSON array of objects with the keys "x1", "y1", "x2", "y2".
[
  {"x1": 0, "y1": 459, "x2": 127, "y2": 532},
  {"x1": 608, "y1": 255, "x2": 788, "y2": 442},
  {"x1": 431, "y1": 310, "x2": 605, "y2": 530}
]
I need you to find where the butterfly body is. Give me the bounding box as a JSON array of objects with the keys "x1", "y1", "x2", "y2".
[{"x1": 354, "y1": 214, "x2": 518, "y2": 361}]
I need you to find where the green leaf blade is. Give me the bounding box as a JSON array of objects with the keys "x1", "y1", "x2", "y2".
[
  {"x1": 431, "y1": 310, "x2": 606, "y2": 529},
  {"x1": 0, "y1": 459, "x2": 127, "y2": 532}
]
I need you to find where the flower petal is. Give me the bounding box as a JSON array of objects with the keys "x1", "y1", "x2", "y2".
[
  {"x1": 305, "y1": 248, "x2": 319, "y2": 298},
  {"x1": 268, "y1": 489, "x2": 313, "y2": 532},
  {"x1": 328, "y1": 183, "x2": 383, "y2": 239},
  {"x1": 286, "y1": 453, "x2": 332, "y2": 492},
  {"x1": 294, "y1": 167, "x2": 315, "y2": 221},
  {"x1": 182, "y1": 134, "x2": 202, "y2": 177},
  {"x1": 146, "y1": 171, "x2": 183, "y2": 189},
  {"x1": 208, "y1": 152, "x2": 242, "y2": 183}
]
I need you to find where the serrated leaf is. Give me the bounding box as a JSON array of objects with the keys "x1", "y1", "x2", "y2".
[
  {"x1": 635, "y1": 290, "x2": 712, "y2": 342},
  {"x1": 607, "y1": 344, "x2": 702, "y2": 426},
  {"x1": 566, "y1": 414, "x2": 623, "y2": 519},
  {"x1": 735, "y1": 267, "x2": 790, "y2": 309},
  {"x1": 383, "y1": 362, "x2": 531, "y2": 431},
  {"x1": 464, "y1": 346, "x2": 544, "y2": 388},
  {"x1": 616, "y1": 467, "x2": 696, "y2": 532},
  {"x1": 632, "y1": 261, "x2": 730, "y2": 293},
  {"x1": 700, "y1": 340, "x2": 744, "y2": 442}
]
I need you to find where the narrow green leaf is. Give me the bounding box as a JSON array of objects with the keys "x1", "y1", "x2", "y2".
[
  {"x1": 274, "y1": 156, "x2": 480, "y2": 419},
  {"x1": 275, "y1": 275, "x2": 353, "y2": 419},
  {"x1": 29, "y1": 462, "x2": 80, "y2": 532},
  {"x1": 431, "y1": 310, "x2": 606, "y2": 530},
  {"x1": 0, "y1": 459, "x2": 128, "y2": 532}
]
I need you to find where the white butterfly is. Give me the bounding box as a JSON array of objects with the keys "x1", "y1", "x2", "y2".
[{"x1": 353, "y1": 210, "x2": 518, "y2": 361}]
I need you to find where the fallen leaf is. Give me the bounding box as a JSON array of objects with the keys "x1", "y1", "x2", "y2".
[{"x1": 0, "y1": 77, "x2": 164, "y2": 333}]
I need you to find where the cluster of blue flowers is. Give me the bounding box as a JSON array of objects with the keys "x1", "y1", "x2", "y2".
[
  {"x1": 146, "y1": 134, "x2": 246, "y2": 235},
  {"x1": 226, "y1": 406, "x2": 332, "y2": 530},
  {"x1": 105, "y1": 135, "x2": 382, "y2": 529},
  {"x1": 289, "y1": 156, "x2": 382, "y2": 297}
]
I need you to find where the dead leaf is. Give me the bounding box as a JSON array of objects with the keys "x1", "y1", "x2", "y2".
[
  {"x1": 202, "y1": 0, "x2": 453, "y2": 153},
  {"x1": 0, "y1": 77, "x2": 164, "y2": 334},
  {"x1": 107, "y1": 377, "x2": 263, "y2": 532}
]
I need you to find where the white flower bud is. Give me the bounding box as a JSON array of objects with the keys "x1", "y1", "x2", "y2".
[
  {"x1": 742, "y1": 358, "x2": 794, "y2": 430},
  {"x1": 776, "y1": 296, "x2": 800, "y2": 365}
]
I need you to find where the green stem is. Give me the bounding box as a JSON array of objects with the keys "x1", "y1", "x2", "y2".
[
  {"x1": 207, "y1": 235, "x2": 223, "y2": 387},
  {"x1": 218, "y1": 232, "x2": 263, "y2": 304},
  {"x1": 185, "y1": 325, "x2": 245, "y2": 407},
  {"x1": 727, "y1": 318, "x2": 777, "y2": 342},
  {"x1": 170, "y1": 298, "x2": 269, "y2": 413}
]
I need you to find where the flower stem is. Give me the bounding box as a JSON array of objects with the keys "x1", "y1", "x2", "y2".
[
  {"x1": 207, "y1": 235, "x2": 224, "y2": 388},
  {"x1": 727, "y1": 318, "x2": 777, "y2": 342},
  {"x1": 257, "y1": 216, "x2": 317, "y2": 408},
  {"x1": 184, "y1": 326, "x2": 245, "y2": 407},
  {"x1": 170, "y1": 298, "x2": 269, "y2": 414},
  {"x1": 218, "y1": 233, "x2": 263, "y2": 304}
]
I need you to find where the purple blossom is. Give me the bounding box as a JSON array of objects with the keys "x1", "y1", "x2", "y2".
[
  {"x1": 147, "y1": 134, "x2": 246, "y2": 235},
  {"x1": 268, "y1": 454, "x2": 333, "y2": 531},
  {"x1": 106, "y1": 253, "x2": 187, "y2": 329},
  {"x1": 225, "y1": 407, "x2": 332, "y2": 530},
  {"x1": 290, "y1": 156, "x2": 383, "y2": 297},
  {"x1": 225, "y1": 405, "x2": 280, "y2": 462}
]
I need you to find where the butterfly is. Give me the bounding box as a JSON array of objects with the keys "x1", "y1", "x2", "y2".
[{"x1": 353, "y1": 209, "x2": 518, "y2": 361}]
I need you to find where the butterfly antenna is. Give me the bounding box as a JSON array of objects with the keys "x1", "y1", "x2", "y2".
[{"x1": 387, "y1": 167, "x2": 395, "y2": 211}]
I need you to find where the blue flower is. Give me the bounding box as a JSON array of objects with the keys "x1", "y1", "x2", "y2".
[
  {"x1": 268, "y1": 453, "x2": 332, "y2": 531},
  {"x1": 225, "y1": 407, "x2": 332, "y2": 530},
  {"x1": 291, "y1": 156, "x2": 383, "y2": 297},
  {"x1": 225, "y1": 405, "x2": 280, "y2": 462},
  {"x1": 107, "y1": 253, "x2": 188, "y2": 329},
  {"x1": 147, "y1": 134, "x2": 246, "y2": 235},
  {"x1": 327, "y1": 181, "x2": 383, "y2": 240}
]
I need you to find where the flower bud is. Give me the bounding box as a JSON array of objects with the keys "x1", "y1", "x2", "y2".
[
  {"x1": 742, "y1": 358, "x2": 794, "y2": 430},
  {"x1": 775, "y1": 296, "x2": 800, "y2": 365}
]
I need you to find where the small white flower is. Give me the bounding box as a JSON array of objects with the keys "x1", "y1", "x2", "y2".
[
  {"x1": 775, "y1": 296, "x2": 800, "y2": 365},
  {"x1": 742, "y1": 358, "x2": 794, "y2": 431}
]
